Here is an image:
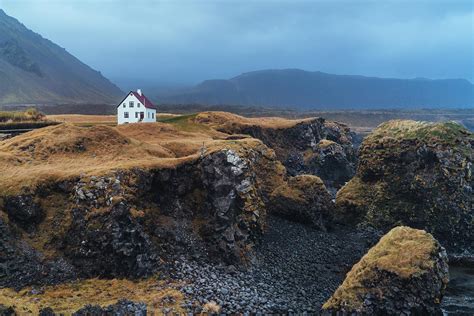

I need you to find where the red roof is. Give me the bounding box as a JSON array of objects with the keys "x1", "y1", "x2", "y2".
[{"x1": 117, "y1": 91, "x2": 157, "y2": 110}]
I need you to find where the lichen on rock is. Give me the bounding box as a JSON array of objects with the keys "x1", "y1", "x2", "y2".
[{"x1": 322, "y1": 226, "x2": 449, "y2": 315}]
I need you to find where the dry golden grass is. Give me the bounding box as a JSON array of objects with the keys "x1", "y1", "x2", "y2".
[
  {"x1": 367, "y1": 119, "x2": 472, "y2": 145},
  {"x1": 271, "y1": 175, "x2": 325, "y2": 203},
  {"x1": 323, "y1": 226, "x2": 436, "y2": 310},
  {"x1": 117, "y1": 120, "x2": 228, "y2": 157},
  {"x1": 47, "y1": 114, "x2": 117, "y2": 124},
  {"x1": 0, "y1": 277, "x2": 185, "y2": 315},
  {"x1": 202, "y1": 301, "x2": 221, "y2": 314},
  {"x1": 194, "y1": 111, "x2": 315, "y2": 129},
  {"x1": 0, "y1": 123, "x2": 182, "y2": 194},
  {"x1": 317, "y1": 139, "x2": 337, "y2": 148},
  {"x1": 47, "y1": 113, "x2": 178, "y2": 125},
  {"x1": 0, "y1": 115, "x2": 268, "y2": 195}
]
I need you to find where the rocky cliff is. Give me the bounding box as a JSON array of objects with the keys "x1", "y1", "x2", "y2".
[
  {"x1": 0, "y1": 121, "x2": 338, "y2": 292},
  {"x1": 335, "y1": 120, "x2": 473, "y2": 256},
  {"x1": 194, "y1": 112, "x2": 357, "y2": 194},
  {"x1": 322, "y1": 226, "x2": 449, "y2": 315}
]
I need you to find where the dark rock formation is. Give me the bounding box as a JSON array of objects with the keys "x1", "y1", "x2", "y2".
[
  {"x1": 322, "y1": 226, "x2": 449, "y2": 315},
  {"x1": 0, "y1": 305, "x2": 15, "y2": 316},
  {"x1": 0, "y1": 216, "x2": 76, "y2": 290},
  {"x1": 0, "y1": 142, "x2": 289, "y2": 283},
  {"x1": 72, "y1": 299, "x2": 146, "y2": 316},
  {"x1": 4, "y1": 195, "x2": 44, "y2": 230},
  {"x1": 336, "y1": 120, "x2": 474, "y2": 255},
  {"x1": 205, "y1": 115, "x2": 357, "y2": 194},
  {"x1": 62, "y1": 202, "x2": 159, "y2": 278},
  {"x1": 268, "y1": 175, "x2": 332, "y2": 230}
]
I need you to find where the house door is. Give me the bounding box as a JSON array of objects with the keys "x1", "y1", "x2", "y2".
[{"x1": 140, "y1": 112, "x2": 144, "y2": 120}]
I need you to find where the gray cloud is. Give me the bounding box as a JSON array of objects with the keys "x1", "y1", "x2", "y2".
[{"x1": 1, "y1": 0, "x2": 472, "y2": 87}]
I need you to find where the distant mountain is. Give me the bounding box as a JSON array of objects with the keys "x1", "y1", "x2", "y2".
[
  {"x1": 160, "y1": 69, "x2": 474, "y2": 109},
  {"x1": 0, "y1": 9, "x2": 122, "y2": 105}
]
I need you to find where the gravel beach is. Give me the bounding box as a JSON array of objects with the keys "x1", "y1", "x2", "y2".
[{"x1": 170, "y1": 216, "x2": 378, "y2": 314}]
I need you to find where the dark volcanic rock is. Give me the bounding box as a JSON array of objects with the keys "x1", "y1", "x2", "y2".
[
  {"x1": 336, "y1": 120, "x2": 474, "y2": 255},
  {"x1": 4, "y1": 195, "x2": 44, "y2": 230},
  {"x1": 322, "y1": 226, "x2": 449, "y2": 315},
  {"x1": 0, "y1": 141, "x2": 285, "y2": 284},
  {"x1": 196, "y1": 113, "x2": 357, "y2": 194},
  {"x1": 0, "y1": 217, "x2": 76, "y2": 289},
  {"x1": 268, "y1": 174, "x2": 333, "y2": 229},
  {"x1": 72, "y1": 299, "x2": 146, "y2": 316},
  {"x1": 63, "y1": 202, "x2": 158, "y2": 278},
  {"x1": 0, "y1": 304, "x2": 15, "y2": 316}
]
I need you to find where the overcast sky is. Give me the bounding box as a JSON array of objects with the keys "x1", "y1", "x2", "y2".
[{"x1": 1, "y1": 0, "x2": 473, "y2": 88}]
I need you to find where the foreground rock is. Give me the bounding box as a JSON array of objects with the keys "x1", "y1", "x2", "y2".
[
  {"x1": 336, "y1": 120, "x2": 473, "y2": 255},
  {"x1": 322, "y1": 226, "x2": 449, "y2": 315},
  {"x1": 195, "y1": 112, "x2": 357, "y2": 193}
]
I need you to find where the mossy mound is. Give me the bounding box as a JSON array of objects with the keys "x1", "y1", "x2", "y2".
[
  {"x1": 335, "y1": 120, "x2": 473, "y2": 254},
  {"x1": 322, "y1": 226, "x2": 449, "y2": 315},
  {"x1": 268, "y1": 175, "x2": 332, "y2": 229}
]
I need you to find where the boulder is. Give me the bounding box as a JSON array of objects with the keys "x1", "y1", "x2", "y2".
[
  {"x1": 322, "y1": 226, "x2": 449, "y2": 315},
  {"x1": 268, "y1": 175, "x2": 332, "y2": 230},
  {"x1": 336, "y1": 120, "x2": 473, "y2": 254}
]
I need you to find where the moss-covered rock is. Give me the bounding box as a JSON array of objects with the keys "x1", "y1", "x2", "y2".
[
  {"x1": 335, "y1": 120, "x2": 473, "y2": 254},
  {"x1": 268, "y1": 175, "x2": 332, "y2": 230},
  {"x1": 322, "y1": 226, "x2": 449, "y2": 315}
]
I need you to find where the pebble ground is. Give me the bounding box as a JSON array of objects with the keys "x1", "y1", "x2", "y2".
[{"x1": 170, "y1": 216, "x2": 378, "y2": 314}]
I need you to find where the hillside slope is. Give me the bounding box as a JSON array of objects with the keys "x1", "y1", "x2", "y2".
[
  {"x1": 161, "y1": 69, "x2": 474, "y2": 109},
  {"x1": 0, "y1": 9, "x2": 123, "y2": 105}
]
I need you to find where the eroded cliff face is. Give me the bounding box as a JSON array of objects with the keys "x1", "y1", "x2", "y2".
[
  {"x1": 335, "y1": 120, "x2": 474, "y2": 255},
  {"x1": 1, "y1": 138, "x2": 329, "y2": 289},
  {"x1": 194, "y1": 112, "x2": 357, "y2": 194}
]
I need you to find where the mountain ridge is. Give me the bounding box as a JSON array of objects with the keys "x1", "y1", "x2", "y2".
[
  {"x1": 0, "y1": 9, "x2": 123, "y2": 105},
  {"x1": 160, "y1": 69, "x2": 474, "y2": 109}
]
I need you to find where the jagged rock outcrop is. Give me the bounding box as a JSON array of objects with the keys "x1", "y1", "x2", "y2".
[
  {"x1": 268, "y1": 175, "x2": 332, "y2": 230},
  {"x1": 0, "y1": 141, "x2": 290, "y2": 284},
  {"x1": 335, "y1": 120, "x2": 473, "y2": 254},
  {"x1": 63, "y1": 202, "x2": 159, "y2": 278},
  {"x1": 234, "y1": 119, "x2": 356, "y2": 193},
  {"x1": 194, "y1": 112, "x2": 357, "y2": 194},
  {"x1": 322, "y1": 226, "x2": 449, "y2": 315}
]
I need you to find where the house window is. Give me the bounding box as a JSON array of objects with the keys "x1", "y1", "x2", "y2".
[
  {"x1": 152, "y1": 113, "x2": 154, "y2": 119},
  {"x1": 124, "y1": 112, "x2": 129, "y2": 118},
  {"x1": 135, "y1": 112, "x2": 139, "y2": 118},
  {"x1": 137, "y1": 103, "x2": 140, "y2": 108},
  {"x1": 123, "y1": 103, "x2": 126, "y2": 108},
  {"x1": 129, "y1": 101, "x2": 134, "y2": 107}
]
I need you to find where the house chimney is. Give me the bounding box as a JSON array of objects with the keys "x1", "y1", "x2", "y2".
[{"x1": 137, "y1": 89, "x2": 142, "y2": 96}]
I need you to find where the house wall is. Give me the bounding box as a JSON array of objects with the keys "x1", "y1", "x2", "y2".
[{"x1": 117, "y1": 93, "x2": 156, "y2": 124}]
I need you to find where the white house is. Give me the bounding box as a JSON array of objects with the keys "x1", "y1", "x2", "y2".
[{"x1": 117, "y1": 89, "x2": 157, "y2": 124}]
